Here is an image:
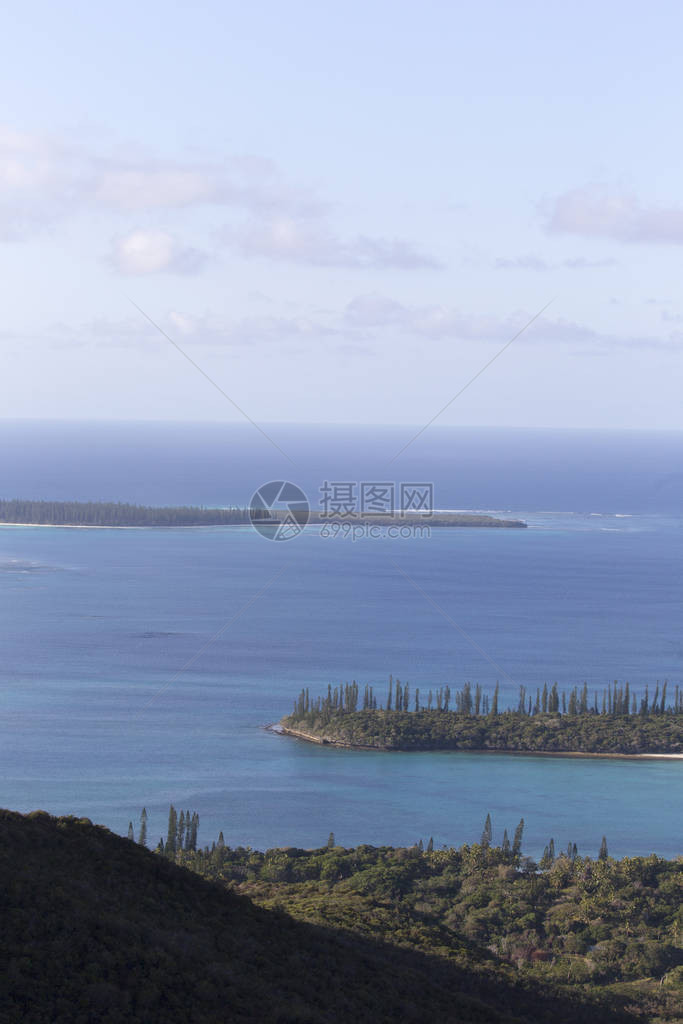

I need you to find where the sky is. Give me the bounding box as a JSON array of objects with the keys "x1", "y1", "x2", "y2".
[{"x1": 2, "y1": 0, "x2": 683, "y2": 428}]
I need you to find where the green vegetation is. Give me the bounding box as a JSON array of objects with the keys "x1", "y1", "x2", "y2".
[
  {"x1": 281, "y1": 679, "x2": 683, "y2": 754},
  {"x1": 159, "y1": 806, "x2": 682, "y2": 1023},
  {"x1": 0, "y1": 498, "x2": 261, "y2": 527},
  {"x1": 4, "y1": 807, "x2": 666, "y2": 1024}
]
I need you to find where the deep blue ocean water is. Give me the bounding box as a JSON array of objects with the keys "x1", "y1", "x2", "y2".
[{"x1": 0, "y1": 421, "x2": 681, "y2": 858}]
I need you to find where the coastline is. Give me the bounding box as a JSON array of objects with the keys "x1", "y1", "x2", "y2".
[
  {"x1": 0, "y1": 516, "x2": 526, "y2": 531},
  {"x1": 272, "y1": 724, "x2": 683, "y2": 760},
  {"x1": 0, "y1": 522, "x2": 254, "y2": 530}
]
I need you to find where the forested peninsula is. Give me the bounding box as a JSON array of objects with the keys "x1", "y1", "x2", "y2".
[
  {"x1": 0, "y1": 498, "x2": 526, "y2": 528},
  {"x1": 280, "y1": 679, "x2": 683, "y2": 755}
]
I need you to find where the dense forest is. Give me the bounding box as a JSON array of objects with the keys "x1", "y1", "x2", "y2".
[
  {"x1": 281, "y1": 678, "x2": 683, "y2": 753},
  {"x1": 0, "y1": 499, "x2": 264, "y2": 527},
  {"x1": 144, "y1": 804, "x2": 683, "y2": 1023},
  {"x1": 5, "y1": 807, "x2": 671, "y2": 1024}
]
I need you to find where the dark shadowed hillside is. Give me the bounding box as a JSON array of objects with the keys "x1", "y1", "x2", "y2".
[{"x1": 0, "y1": 809, "x2": 640, "y2": 1024}]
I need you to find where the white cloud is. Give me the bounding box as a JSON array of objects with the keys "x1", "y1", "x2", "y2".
[
  {"x1": 344, "y1": 293, "x2": 409, "y2": 326},
  {"x1": 109, "y1": 229, "x2": 206, "y2": 275},
  {"x1": 545, "y1": 184, "x2": 683, "y2": 244},
  {"x1": 29, "y1": 308, "x2": 339, "y2": 350},
  {"x1": 343, "y1": 292, "x2": 683, "y2": 350},
  {"x1": 10, "y1": 297, "x2": 683, "y2": 357},
  {"x1": 0, "y1": 126, "x2": 438, "y2": 271},
  {"x1": 223, "y1": 216, "x2": 441, "y2": 269},
  {"x1": 495, "y1": 253, "x2": 616, "y2": 271},
  {"x1": 163, "y1": 309, "x2": 337, "y2": 346},
  {"x1": 92, "y1": 154, "x2": 321, "y2": 215},
  {"x1": 345, "y1": 293, "x2": 524, "y2": 340},
  {"x1": 0, "y1": 127, "x2": 327, "y2": 240},
  {"x1": 95, "y1": 169, "x2": 215, "y2": 210},
  {"x1": 0, "y1": 127, "x2": 84, "y2": 239}
]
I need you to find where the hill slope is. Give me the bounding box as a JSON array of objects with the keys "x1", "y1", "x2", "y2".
[{"x1": 0, "y1": 809, "x2": 638, "y2": 1024}]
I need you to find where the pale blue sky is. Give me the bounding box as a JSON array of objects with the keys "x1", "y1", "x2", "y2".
[{"x1": 2, "y1": 0, "x2": 683, "y2": 427}]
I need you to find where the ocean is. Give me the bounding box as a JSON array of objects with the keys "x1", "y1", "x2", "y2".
[{"x1": 0, "y1": 420, "x2": 681, "y2": 858}]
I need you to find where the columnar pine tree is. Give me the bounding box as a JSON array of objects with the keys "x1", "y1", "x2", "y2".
[
  {"x1": 188, "y1": 812, "x2": 199, "y2": 852},
  {"x1": 512, "y1": 819, "x2": 524, "y2": 858},
  {"x1": 481, "y1": 813, "x2": 492, "y2": 849},
  {"x1": 598, "y1": 836, "x2": 608, "y2": 860},
  {"x1": 127, "y1": 822, "x2": 134, "y2": 842},
  {"x1": 166, "y1": 805, "x2": 177, "y2": 857},
  {"x1": 139, "y1": 807, "x2": 148, "y2": 847}
]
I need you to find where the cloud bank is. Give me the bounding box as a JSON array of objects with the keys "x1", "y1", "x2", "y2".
[
  {"x1": 10, "y1": 294, "x2": 682, "y2": 356},
  {"x1": 546, "y1": 184, "x2": 683, "y2": 245},
  {"x1": 0, "y1": 125, "x2": 440, "y2": 271},
  {"x1": 221, "y1": 217, "x2": 441, "y2": 269}
]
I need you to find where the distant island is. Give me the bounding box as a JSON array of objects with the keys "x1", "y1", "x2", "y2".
[
  {"x1": 279, "y1": 678, "x2": 683, "y2": 756},
  {"x1": 0, "y1": 498, "x2": 526, "y2": 529}
]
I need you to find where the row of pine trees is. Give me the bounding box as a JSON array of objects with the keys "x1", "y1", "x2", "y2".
[
  {"x1": 477, "y1": 813, "x2": 607, "y2": 866},
  {"x1": 126, "y1": 806, "x2": 200, "y2": 854},
  {"x1": 292, "y1": 676, "x2": 683, "y2": 720},
  {"x1": 129, "y1": 806, "x2": 611, "y2": 866},
  {"x1": 0, "y1": 498, "x2": 263, "y2": 527}
]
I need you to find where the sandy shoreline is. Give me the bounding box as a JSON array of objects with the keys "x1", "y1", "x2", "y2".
[{"x1": 271, "y1": 725, "x2": 683, "y2": 760}]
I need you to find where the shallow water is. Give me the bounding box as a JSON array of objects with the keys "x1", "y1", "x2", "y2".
[{"x1": 0, "y1": 422, "x2": 681, "y2": 857}]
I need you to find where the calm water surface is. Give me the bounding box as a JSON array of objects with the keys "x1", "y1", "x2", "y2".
[{"x1": 0, "y1": 422, "x2": 681, "y2": 857}]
